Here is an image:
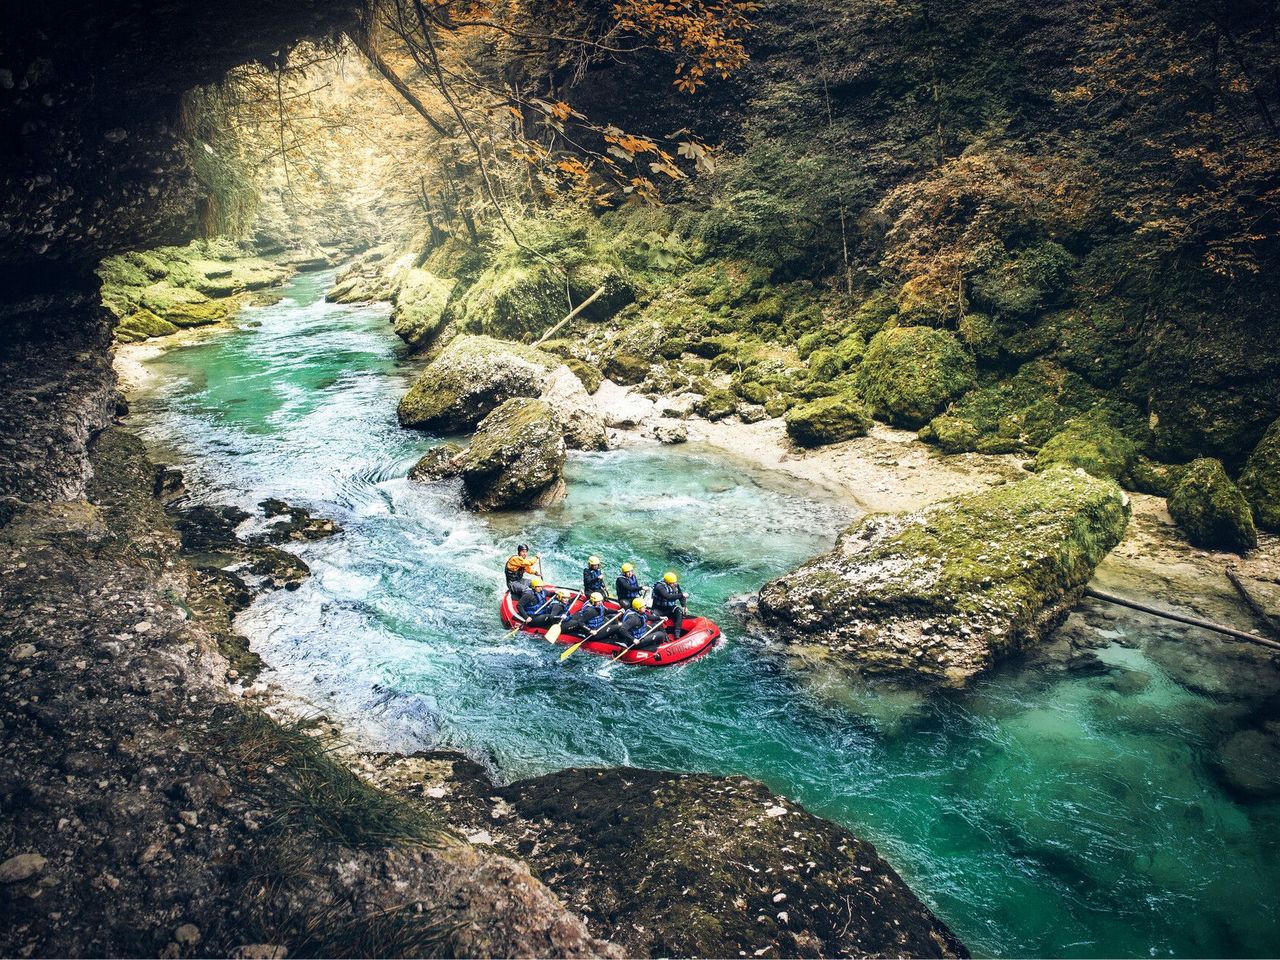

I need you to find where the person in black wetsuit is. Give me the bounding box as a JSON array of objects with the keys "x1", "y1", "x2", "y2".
[
  {"x1": 563, "y1": 591, "x2": 611, "y2": 638},
  {"x1": 599, "y1": 598, "x2": 667, "y2": 652},
  {"x1": 583, "y1": 556, "x2": 608, "y2": 600},
  {"x1": 615, "y1": 562, "x2": 642, "y2": 608},
  {"x1": 651, "y1": 571, "x2": 689, "y2": 639}
]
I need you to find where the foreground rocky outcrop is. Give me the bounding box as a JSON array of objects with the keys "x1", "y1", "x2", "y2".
[
  {"x1": 458, "y1": 399, "x2": 568, "y2": 510},
  {"x1": 0, "y1": 428, "x2": 615, "y2": 958},
  {"x1": 398, "y1": 334, "x2": 607, "y2": 451},
  {"x1": 1167, "y1": 457, "x2": 1258, "y2": 553},
  {"x1": 757, "y1": 468, "x2": 1131, "y2": 684},
  {"x1": 366, "y1": 754, "x2": 968, "y2": 959}
]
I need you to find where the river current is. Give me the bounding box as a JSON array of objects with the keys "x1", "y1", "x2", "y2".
[{"x1": 129, "y1": 269, "x2": 1280, "y2": 957}]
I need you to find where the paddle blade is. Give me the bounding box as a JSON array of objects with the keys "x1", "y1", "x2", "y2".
[
  {"x1": 545, "y1": 622, "x2": 562, "y2": 644},
  {"x1": 559, "y1": 639, "x2": 585, "y2": 662}
]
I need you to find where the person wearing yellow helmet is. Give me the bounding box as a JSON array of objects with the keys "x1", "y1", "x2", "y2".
[
  {"x1": 652, "y1": 570, "x2": 689, "y2": 639},
  {"x1": 583, "y1": 555, "x2": 608, "y2": 600},
  {"x1": 616, "y1": 562, "x2": 642, "y2": 608},
  {"x1": 599, "y1": 596, "x2": 667, "y2": 651},
  {"x1": 519, "y1": 582, "x2": 566, "y2": 628},
  {"x1": 564, "y1": 591, "x2": 609, "y2": 637}
]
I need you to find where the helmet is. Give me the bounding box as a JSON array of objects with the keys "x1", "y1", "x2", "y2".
[
  {"x1": 621, "y1": 562, "x2": 634, "y2": 574},
  {"x1": 529, "y1": 577, "x2": 543, "y2": 588},
  {"x1": 663, "y1": 571, "x2": 678, "y2": 584},
  {"x1": 556, "y1": 589, "x2": 569, "y2": 600},
  {"x1": 631, "y1": 598, "x2": 646, "y2": 611},
  {"x1": 588, "y1": 555, "x2": 601, "y2": 567},
  {"x1": 518, "y1": 543, "x2": 529, "y2": 554},
  {"x1": 589, "y1": 592, "x2": 603, "y2": 603}
]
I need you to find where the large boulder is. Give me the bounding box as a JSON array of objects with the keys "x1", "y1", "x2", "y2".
[
  {"x1": 1239, "y1": 418, "x2": 1280, "y2": 532},
  {"x1": 456, "y1": 399, "x2": 566, "y2": 510},
  {"x1": 757, "y1": 468, "x2": 1131, "y2": 685},
  {"x1": 391, "y1": 268, "x2": 454, "y2": 352},
  {"x1": 1167, "y1": 457, "x2": 1258, "y2": 552},
  {"x1": 1031, "y1": 407, "x2": 1141, "y2": 483},
  {"x1": 784, "y1": 392, "x2": 872, "y2": 448},
  {"x1": 857, "y1": 326, "x2": 976, "y2": 428},
  {"x1": 398, "y1": 335, "x2": 606, "y2": 450}
]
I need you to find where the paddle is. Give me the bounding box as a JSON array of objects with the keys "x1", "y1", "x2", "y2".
[
  {"x1": 609, "y1": 620, "x2": 668, "y2": 663},
  {"x1": 544, "y1": 593, "x2": 584, "y2": 644},
  {"x1": 559, "y1": 610, "x2": 625, "y2": 662}
]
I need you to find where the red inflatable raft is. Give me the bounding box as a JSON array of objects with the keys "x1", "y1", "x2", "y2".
[{"x1": 499, "y1": 587, "x2": 721, "y2": 667}]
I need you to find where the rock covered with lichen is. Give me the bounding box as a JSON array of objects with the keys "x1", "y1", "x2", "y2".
[
  {"x1": 1167, "y1": 457, "x2": 1257, "y2": 552},
  {"x1": 367, "y1": 755, "x2": 968, "y2": 959},
  {"x1": 397, "y1": 334, "x2": 606, "y2": 450},
  {"x1": 785, "y1": 392, "x2": 872, "y2": 447},
  {"x1": 1239, "y1": 418, "x2": 1280, "y2": 532},
  {"x1": 757, "y1": 468, "x2": 1130, "y2": 685},
  {"x1": 391, "y1": 267, "x2": 455, "y2": 351},
  {"x1": 455, "y1": 398, "x2": 566, "y2": 510}
]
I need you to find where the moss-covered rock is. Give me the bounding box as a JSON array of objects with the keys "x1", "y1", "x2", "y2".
[
  {"x1": 694, "y1": 387, "x2": 738, "y2": 421},
  {"x1": 758, "y1": 468, "x2": 1131, "y2": 685},
  {"x1": 957, "y1": 312, "x2": 999, "y2": 360},
  {"x1": 968, "y1": 240, "x2": 1074, "y2": 318},
  {"x1": 785, "y1": 393, "x2": 872, "y2": 448},
  {"x1": 113, "y1": 309, "x2": 178, "y2": 343},
  {"x1": 896, "y1": 274, "x2": 958, "y2": 325},
  {"x1": 391, "y1": 268, "x2": 455, "y2": 352},
  {"x1": 603, "y1": 349, "x2": 651, "y2": 385},
  {"x1": 457, "y1": 399, "x2": 566, "y2": 510},
  {"x1": 857, "y1": 326, "x2": 976, "y2": 427},
  {"x1": 398, "y1": 335, "x2": 605, "y2": 450},
  {"x1": 922, "y1": 360, "x2": 1101, "y2": 455},
  {"x1": 1032, "y1": 407, "x2": 1141, "y2": 483},
  {"x1": 564, "y1": 358, "x2": 603, "y2": 395},
  {"x1": 1239, "y1": 418, "x2": 1280, "y2": 532},
  {"x1": 1127, "y1": 456, "x2": 1184, "y2": 498},
  {"x1": 1167, "y1": 458, "x2": 1258, "y2": 552}
]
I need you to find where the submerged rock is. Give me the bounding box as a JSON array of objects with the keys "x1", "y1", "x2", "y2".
[
  {"x1": 457, "y1": 399, "x2": 566, "y2": 510},
  {"x1": 408, "y1": 443, "x2": 465, "y2": 483},
  {"x1": 1239, "y1": 418, "x2": 1280, "y2": 532},
  {"x1": 398, "y1": 335, "x2": 606, "y2": 450},
  {"x1": 857, "y1": 326, "x2": 976, "y2": 428},
  {"x1": 1167, "y1": 457, "x2": 1257, "y2": 552},
  {"x1": 1212, "y1": 722, "x2": 1280, "y2": 799},
  {"x1": 758, "y1": 468, "x2": 1131, "y2": 685},
  {"x1": 785, "y1": 392, "x2": 872, "y2": 448}
]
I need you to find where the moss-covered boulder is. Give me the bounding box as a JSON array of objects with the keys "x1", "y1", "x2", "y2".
[
  {"x1": 564, "y1": 358, "x2": 603, "y2": 395},
  {"x1": 1167, "y1": 458, "x2": 1258, "y2": 552},
  {"x1": 407, "y1": 443, "x2": 464, "y2": 483},
  {"x1": 967, "y1": 240, "x2": 1074, "y2": 318},
  {"x1": 921, "y1": 360, "x2": 1101, "y2": 455},
  {"x1": 398, "y1": 335, "x2": 605, "y2": 450},
  {"x1": 1032, "y1": 408, "x2": 1140, "y2": 483},
  {"x1": 1239, "y1": 418, "x2": 1280, "y2": 532},
  {"x1": 757, "y1": 468, "x2": 1131, "y2": 685},
  {"x1": 857, "y1": 326, "x2": 977, "y2": 427},
  {"x1": 456, "y1": 399, "x2": 566, "y2": 510},
  {"x1": 785, "y1": 393, "x2": 872, "y2": 448},
  {"x1": 693, "y1": 386, "x2": 738, "y2": 420},
  {"x1": 113, "y1": 309, "x2": 178, "y2": 343},
  {"x1": 391, "y1": 268, "x2": 454, "y2": 352},
  {"x1": 896, "y1": 274, "x2": 958, "y2": 326},
  {"x1": 956, "y1": 312, "x2": 999, "y2": 360}
]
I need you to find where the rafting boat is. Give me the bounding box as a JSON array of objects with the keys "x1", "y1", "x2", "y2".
[{"x1": 499, "y1": 587, "x2": 721, "y2": 666}]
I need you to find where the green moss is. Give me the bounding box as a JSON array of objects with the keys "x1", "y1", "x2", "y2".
[
  {"x1": 391, "y1": 268, "x2": 455, "y2": 352},
  {"x1": 114, "y1": 309, "x2": 179, "y2": 343},
  {"x1": 785, "y1": 393, "x2": 872, "y2": 448},
  {"x1": 957, "y1": 312, "x2": 999, "y2": 360},
  {"x1": 565, "y1": 358, "x2": 603, "y2": 394},
  {"x1": 1237, "y1": 418, "x2": 1280, "y2": 532},
  {"x1": 896, "y1": 274, "x2": 958, "y2": 326},
  {"x1": 920, "y1": 414, "x2": 981, "y2": 454},
  {"x1": 923, "y1": 360, "x2": 1101, "y2": 454},
  {"x1": 857, "y1": 326, "x2": 977, "y2": 427},
  {"x1": 694, "y1": 387, "x2": 739, "y2": 420},
  {"x1": 1032, "y1": 407, "x2": 1141, "y2": 483},
  {"x1": 968, "y1": 240, "x2": 1075, "y2": 318},
  {"x1": 397, "y1": 335, "x2": 556, "y2": 429},
  {"x1": 850, "y1": 290, "x2": 898, "y2": 338},
  {"x1": 1128, "y1": 456, "x2": 1184, "y2": 498},
  {"x1": 1168, "y1": 458, "x2": 1258, "y2": 552}
]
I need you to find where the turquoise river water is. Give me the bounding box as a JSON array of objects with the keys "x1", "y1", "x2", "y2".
[{"x1": 129, "y1": 269, "x2": 1280, "y2": 957}]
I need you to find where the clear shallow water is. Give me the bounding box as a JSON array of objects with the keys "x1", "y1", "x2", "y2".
[{"x1": 132, "y1": 270, "x2": 1280, "y2": 957}]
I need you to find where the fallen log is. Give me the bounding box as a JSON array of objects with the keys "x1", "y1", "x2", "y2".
[
  {"x1": 532, "y1": 285, "x2": 607, "y2": 347},
  {"x1": 1083, "y1": 587, "x2": 1280, "y2": 652}
]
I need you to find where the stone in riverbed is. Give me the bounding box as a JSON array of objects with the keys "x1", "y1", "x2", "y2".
[
  {"x1": 397, "y1": 335, "x2": 605, "y2": 450},
  {"x1": 857, "y1": 326, "x2": 976, "y2": 428},
  {"x1": 408, "y1": 443, "x2": 465, "y2": 483},
  {"x1": 784, "y1": 392, "x2": 872, "y2": 448},
  {"x1": 757, "y1": 468, "x2": 1130, "y2": 685},
  {"x1": 390, "y1": 268, "x2": 454, "y2": 352},
  {"x1": 1167, "y1": 457, "x2": 1257, "y2": 552},
  {"x1": 1212, "y1": 723, "x2": 1280, "y2": 799},
  {"x1": 1239, "y1": 417, "x2": 1280, "y2": 532},
  {"x1": 456, "y1": 399, "x2": 565, "y2": 510}
]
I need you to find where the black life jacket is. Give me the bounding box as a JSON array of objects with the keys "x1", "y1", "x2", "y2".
[
  {"x1": 582, "y1": 603, "x2": 606, "y2": 630},
  {"x1": 584, "y1": 566, "x2": 606, "y2": 592},
  {"x1": 653, "y1": 581, "x2": 682, "y2": 609},
  {"x1": 617, "y1": 573, "x2": 640, "y2": 600}
]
